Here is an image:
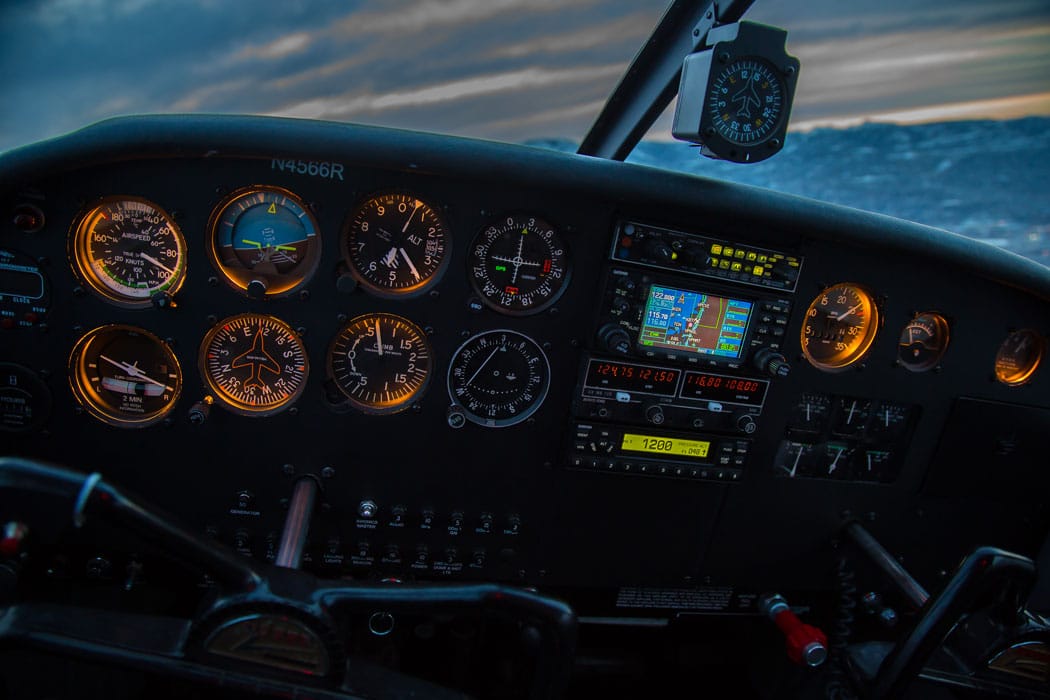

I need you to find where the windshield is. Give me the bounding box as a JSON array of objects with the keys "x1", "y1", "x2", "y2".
[{"x1": 2, "y1": 0, "x2": 1047, "y2": 265}]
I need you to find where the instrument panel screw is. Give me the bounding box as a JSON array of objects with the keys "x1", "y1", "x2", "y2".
[
  {"x1": 337, "y1": 313, "x2": 348, "y2": 323},
  {"x1": 429, "y1": 290, "x2": 440, "y2": 299},
  {"x1": 542, "y1": 341, "x2": 552, "y2": 351},
  {"x1": 163, "y1": 417, "x2": 175, "y2": 428},
  {"x1": 718, "y1": 52, "x2": 730, "y2": 63},
  {"x1": 296, "y1": 327, "x2": 307, "y2": 337},
  {"x1": 704, "y1": 126, "x2": 717, "y2": 137},
  {"x1": 282, "y1": 463, "x2": 295, "y2": 476},
  {"x1": 288, "y1": 407, "x2": 298, "y2": 416},
  {"x1": 461, "y1": 330, "x2": 471, "y2": 339},
  {"x1": 321, "y1": 466, "x2": 335, "y2": 479},
  {"x1": 206, "y1": 314, "x2": 218, "y2": 325},
  {"x1": 693, "y1": 28, "x2": 700, "y2": 36},
  {"x1": 207, "y1": 276, "x2": 218, "y2": 286},
  {"x1": 785, "y1": 65, "x2": 796, "y2": 76},
  {"x1": 299, "y1": 289, "x2": 311, "y2": 301},
  {"x1": 570, "y1": 339, "x2": 579, "y2": 348},
  {"x1": 424, "y1": 326, "x2": 434, "y2": 336},
  {"x1": 769, "y1": 138, "x2": 781, "y2": 149},
  {"x1": 72, "y1": 286, "x2": 85, "y2": 298},
  {"x1": 548, "y1": 307, "x2": 559, "y2": 317}
]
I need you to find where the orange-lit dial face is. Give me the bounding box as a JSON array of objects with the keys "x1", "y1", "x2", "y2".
[
  {"x1": 801, "y1": 283, "x2": 880, "y2": 371},
  {"x1": 200, "y1": 314, "x2": 309, "y2": 416},
  {"x1": 994, "y1": 329, "x2": 1044, "y2": 386}
]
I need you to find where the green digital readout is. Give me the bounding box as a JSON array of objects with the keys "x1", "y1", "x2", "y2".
[{"x1": 621, "y1": 433, "x2": 710, "y2": 459}]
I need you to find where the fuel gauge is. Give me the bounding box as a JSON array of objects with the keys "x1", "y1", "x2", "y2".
[
  {"x1": 898, "y1": 312, "x2": 950, "y2": 372},
  {"x1": 831, "y1": 397, "x2": 870, "y2": 436},
  {"x1": 868, "y1": 402, "x2": 912, "y2": 441},
  {"x1": 774, "y1": 441, "x2": 816, "y2": 478},
  {"x1": 789, "y1": 393, "x2": 831, "y2": 433},
  {"x1": 858, "y1": 450, "x2": 894, "y2": 483},
  {"x1": 822, "y1": 442, "x2": 854, "y2": 479}
]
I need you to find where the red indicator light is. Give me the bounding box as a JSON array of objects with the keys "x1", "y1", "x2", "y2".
[
  {"x1": 542, "y1": 259, "x2": 552, "y2": 274},
  {"x1": 504, "y1": 286, "x2": 519, "y2": 295}
]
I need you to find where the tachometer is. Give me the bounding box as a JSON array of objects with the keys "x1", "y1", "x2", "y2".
[
  {"x1": 994, "y1": 329, "x2": 1044, "y2": 386},
  {"x1": 447, "y1": 330, "x2": 550, "y2": 428},
  {"x1": 326, "y1": 313, "x2": 432, "y2": 414},
  {"x1": 343, "y1": 193, "x2": 450, "y2": 296},
  {"x1": 71, "y1": 196, "x2": 186, "y2": 307},
  {"x1": 800, "y1": 283, "x2": 880, "y2": 371},
  {"x1": 468, "y1": 214, "x2": 570, "y2": 315},
  {"x1": 897, "y1": 312, "x2": 950, "y2": 372},
  {"x1": 208, "y1": 186, "x2": 321, "y2": 298},
  {"x1": 200, "y1": 314, "x2": 309, "y2": 416},
  {"x1": 69, "y1": 325, "x2": 182, "y2": 427}
]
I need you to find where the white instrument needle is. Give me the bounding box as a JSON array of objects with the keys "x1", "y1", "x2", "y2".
[
  {"x1": 375, "y1": 319, "x2": 384, "y2": 357},
  {"x1": 400, "y1": 247, "x2": 420, "y2": 280},
  {"x1": 140, "y1": 252, "x2": 176, "y2": 275}
]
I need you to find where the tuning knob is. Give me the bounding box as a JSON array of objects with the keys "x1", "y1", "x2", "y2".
[
  {"x1": 644, "y1": 402, "x2": 666, "y2": 425},
  {"x1": 753, "y1": 347, "x2": 791, "y2": 378},
  {"x1": 646, "y1": 241, "x2": 673, "y2": 262},
  {"x1": 735, "y1": 413, "x2": 758, "y2": 434},
  {"x1": 597, "y1": 323, "x2": 632, "y2": 355}
]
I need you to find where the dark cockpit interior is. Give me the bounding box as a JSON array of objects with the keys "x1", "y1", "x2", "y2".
[{"x1": 1, "y1": 4, "x2": 1049, "y2": 697}]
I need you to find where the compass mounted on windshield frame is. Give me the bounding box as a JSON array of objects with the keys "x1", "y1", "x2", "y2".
[{"x1": 673, "y1": 21, "x2": 799, "y2": 164}]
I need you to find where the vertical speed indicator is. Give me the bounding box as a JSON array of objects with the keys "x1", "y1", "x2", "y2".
[
  {"x1": 468, "y1": 215, "x2": 570, "y2": 315},
  {"x1": 326, "y1": 313, "x2": 432, "y2": 415}
]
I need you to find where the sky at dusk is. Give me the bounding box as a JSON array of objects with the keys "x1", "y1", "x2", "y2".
[{"x1": 0, "y1": 0, "x2": 1048, "y2": 151}]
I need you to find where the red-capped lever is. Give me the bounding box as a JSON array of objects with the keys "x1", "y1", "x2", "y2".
[
  {"x1": 0, "y1": 522, "x2": 29, "y2": 558},
  {"x1": 759, "y1": 593, "x2": 828, "y2": 667}
]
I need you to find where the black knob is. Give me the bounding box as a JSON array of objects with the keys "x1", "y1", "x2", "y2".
[
  {"x1": 598, "y1": 323, "x2": 631, "y2": 355},
  {"x1": 647, "y1": 241, "x2": 673, "y2": 262},
  {"x1": 644, "y1": 403, "x2": 666, "y2": 425},
  {"x1": 246, "y1": 278, "x2": 268, "y2": 299},
  {"x1": 611, "y1": 296, "x2": 631, "y2": 314},
  {"x1": 753, "y1": 347, "x2": 791, "y2": 378},
  {"x1": 735, "y1": 413, "x2": 758, "y2": 434}
]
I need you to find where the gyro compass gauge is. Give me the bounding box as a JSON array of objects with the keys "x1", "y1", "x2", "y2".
[{"x1": 673, "y1": 21, "x2": 799, "y2": 164}]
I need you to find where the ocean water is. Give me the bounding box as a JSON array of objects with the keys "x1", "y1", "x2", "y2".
[{"x1": 531, "y1": 117, "x2": 1050, "y2": 267}]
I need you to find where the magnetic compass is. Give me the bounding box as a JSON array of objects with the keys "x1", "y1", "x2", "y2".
[{"x1": 672, "y1": 21, "x2": 799, "y2": 163}]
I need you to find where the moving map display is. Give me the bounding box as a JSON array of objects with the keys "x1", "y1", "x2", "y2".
[{"x1": 639, "y1": 285, "x2": 752, "y2": 359}]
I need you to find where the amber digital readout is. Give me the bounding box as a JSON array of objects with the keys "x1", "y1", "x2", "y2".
[{"x1": 621, "y1": 433, "x2": 710, "y2": 459}]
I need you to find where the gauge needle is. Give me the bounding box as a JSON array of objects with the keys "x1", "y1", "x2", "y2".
[
  {"x1": 835, "y1": 302, "x2": 864, "y2": 321},
  {"x1": 139, "y1": 252, "x2": 176, "y2": 276},
  {"x1": 465, "y1": 345, "x2": 502, "y2": 387},
  {"x1": 402, "y1": 200, "x2": 421, "y2": 233},
  {"x1": 847, "y1": 400, "x2": 857, "y2": 424},
  {"x1": 400, "y1": 247, "x2": 421, "y2": 280},
  {"x1": 828, "y1": 447, "x2": 844, "y2": 474},
  {"x1": 788, "y1": 445, "x2": 803, "y2": 477},
  {"x1": 375, "y1": 319, "x2": 384, "y2": 357},
  {"x1": 99, "y1": 354, "x2": 173, "y2": 392}
]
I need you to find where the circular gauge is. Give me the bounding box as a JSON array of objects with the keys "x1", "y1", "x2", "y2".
[
  {"x1": 706, "y1": 57, "x2": 785, "y2": 146},
  {"x1": 326, "y1": 313, "x2": 432, "y2": 414},
  {"x1": 200, "y1": 314, "x2": 309, "y2": 416},
  {"x1": 447, "y1": 330, "x2": 550, "y2": 428},
  {"x1": 994, "y1": 329, "x2": 1045, "y2": 386},
  {"x1": 898, "y1": 312, "x2": 950, "y2": 372},
  {"x1": 208, "y1": 187, "x2": 321, "y2": 298},
  {"x1": 69, "y1": 325, "x2": 182, "y2": 427},
  {"x1": 0, "y1": 363, "x2": 52, "y2": 433},
  {"x1": 468, "y1": 214, "x2": 570, "y2": 315},
  {"x1": 0, "y1": 248, "x2": 50, "y2": 327},
  {"x1": 343, "y1": 193, "x2": 450, "y2": 296},
  {"x1": 71, "y1": 196, "x2": 186, "y2": 307},
  {"x1": 800, "y1": 283, "x2": 880, "y2": 371}
]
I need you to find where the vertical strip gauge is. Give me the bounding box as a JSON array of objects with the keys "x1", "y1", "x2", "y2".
[
  {"x1": 69, "y1": 325, "x2": 182, "y2": 427},
  {"x1": 208, "y1": 187, "x2": 321, "y2": 299},
  {"x1": 200, "y1": 314, "x2": 309, "y2": 416},
  {"x1": 71, "y1": 197, "x2": 186, "y2": 307}
]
